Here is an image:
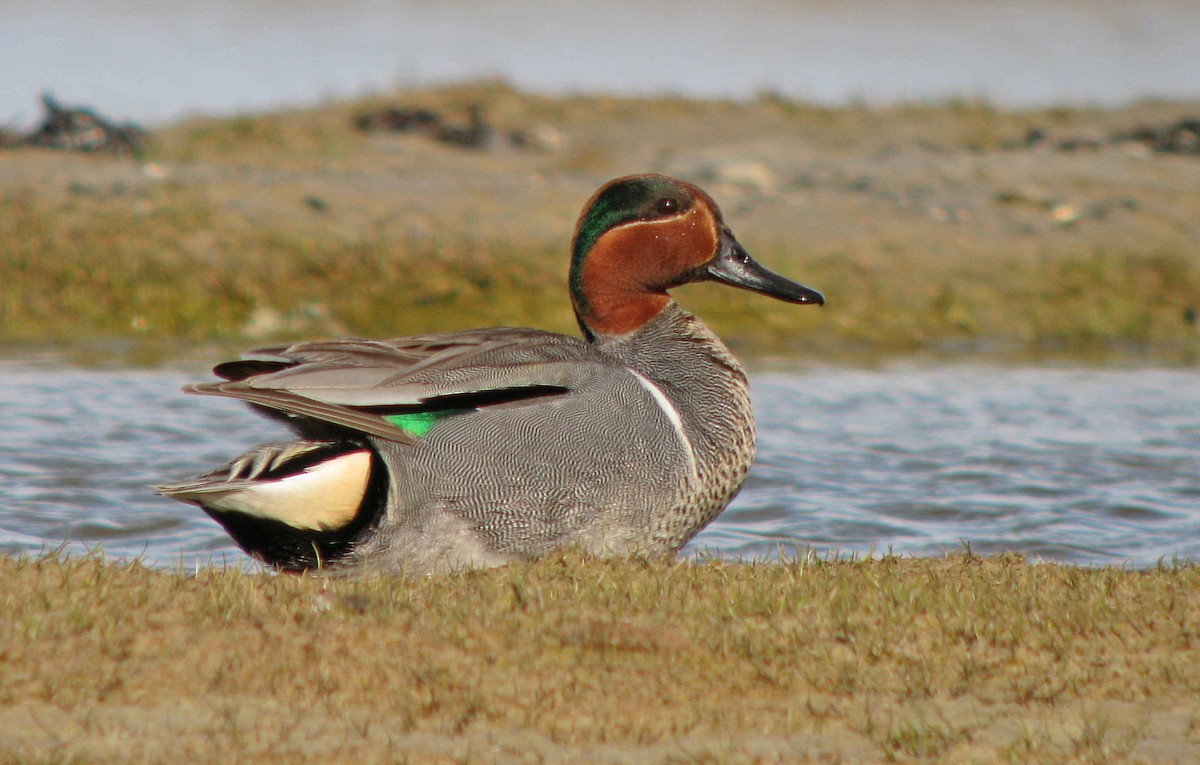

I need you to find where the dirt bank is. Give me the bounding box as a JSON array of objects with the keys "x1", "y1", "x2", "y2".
[{"x1": 1, "y1": 83, "x2": 1198, "y2": 361}]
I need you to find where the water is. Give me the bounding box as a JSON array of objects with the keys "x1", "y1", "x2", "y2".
[
  {"x1": 715, "y1": 364, "x2": 1200, "y2": 565},
  {"x1": 1, "y1": 1, "x2": 1198, "y2": 126},
  {"x1": 1, "y1": 358, "x2": 1197, "y2": 569}
]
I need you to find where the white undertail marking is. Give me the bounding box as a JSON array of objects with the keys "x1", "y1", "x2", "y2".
[
  {"x1": 192, "y1": 450, "x2": 372, "y2": 531},
  {"x1": 628, "y1": 369, "x2": 700, "y2": 488}
]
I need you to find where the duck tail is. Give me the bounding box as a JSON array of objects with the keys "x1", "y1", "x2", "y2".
[{"x1": 157, "y1": 441, "x2": 388, "y2": 572}]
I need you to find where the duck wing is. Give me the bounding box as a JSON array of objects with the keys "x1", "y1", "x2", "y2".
[{"x1": 186, "y1": 328, "x2": 610, "y2": 443}]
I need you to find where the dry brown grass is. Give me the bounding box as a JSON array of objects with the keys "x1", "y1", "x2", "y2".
[{"x1": 2, "y1": 552, "x2": 1198, "y2": 763}]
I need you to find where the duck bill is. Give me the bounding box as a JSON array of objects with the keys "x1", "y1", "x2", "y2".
[{"x1": 706, "y1": 231, "x2": 825, "y2": 305}]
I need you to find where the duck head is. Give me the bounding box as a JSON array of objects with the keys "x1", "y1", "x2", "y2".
[{"x1": 569, "y1": 173, "x2": 824, "y2": 339}]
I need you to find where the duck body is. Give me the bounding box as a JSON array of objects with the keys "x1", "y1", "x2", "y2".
[{"x1": 160, "y1": 174, "x2": 823, "y2": 574}]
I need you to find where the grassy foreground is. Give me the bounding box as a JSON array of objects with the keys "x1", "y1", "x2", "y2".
[
  {"x1": 3, "y1": 553, "x2": 1199, "y2": 763},
  {"x1": 1, "y1": 83, "x2": 1199, "y2": 361}
]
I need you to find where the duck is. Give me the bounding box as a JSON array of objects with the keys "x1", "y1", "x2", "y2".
[{"x1": 159, "y1": 173, "x2": 824, "y2": 574}]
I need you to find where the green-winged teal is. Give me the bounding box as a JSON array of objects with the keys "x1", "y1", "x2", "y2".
[{"x1": 159, "y1": 174, "x2": 824, "y2": 573}]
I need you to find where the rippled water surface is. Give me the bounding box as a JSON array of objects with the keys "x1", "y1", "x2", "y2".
[{"x1": 1, "y1": 359, "x2": 1198, "y2": 569}]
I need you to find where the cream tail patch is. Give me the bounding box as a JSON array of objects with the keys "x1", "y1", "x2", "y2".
[{"x1": 186, "y1": 450, "x2": 372, "y2": 531}]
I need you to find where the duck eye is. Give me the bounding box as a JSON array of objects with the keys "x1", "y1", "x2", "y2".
[{"x1": 655, "y1": 197, "x2": 679, "y2": 215}]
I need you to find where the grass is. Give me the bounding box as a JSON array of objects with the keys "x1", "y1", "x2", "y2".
[
  {"x1": 2, "y1": 84, "x2": 1199, "y2": 362},
  {"x1": 0, "y1": 187, "x2": 572, "y2": 348},
  {"x1": 2, "y1": 184, "x2": 1198, "y2": 363},
  {"x1": 1, "y1": 552, "x2": 1198, "y2": 762}
]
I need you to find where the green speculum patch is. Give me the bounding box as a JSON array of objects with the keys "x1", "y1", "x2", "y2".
[{"x1": 385, "y1": 410, "x2": 468, "y2": 439}]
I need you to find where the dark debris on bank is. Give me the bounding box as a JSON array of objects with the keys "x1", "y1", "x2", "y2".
[
  {"x1": 2, "y1": 93, "x2": 147, "y2": 156},
  {"x1": 1015, "y1": 117, "x2": 1200, "y2": 156},
  {"x1": 354, "y1": 102, "x2": 565, "y2": 152}
]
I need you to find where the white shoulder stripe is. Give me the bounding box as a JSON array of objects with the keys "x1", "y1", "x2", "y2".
[{"x1": 628, "y1": 369, "x2": 700, "y2": 487}]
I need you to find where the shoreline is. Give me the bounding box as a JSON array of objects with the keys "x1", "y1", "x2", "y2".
[{"x1": 1, "y1": 83, "x2": 1198, "y2": 364}]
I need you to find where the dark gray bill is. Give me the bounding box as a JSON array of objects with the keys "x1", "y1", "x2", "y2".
[{"x1": 706, "y1": 230, "x2": 825, "y2": 305}]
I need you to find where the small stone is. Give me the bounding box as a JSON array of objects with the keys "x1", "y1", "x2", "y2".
[
  {"x1": 511, "y1": 124, "x2": 568, "y2": 153},
  {"x1": 1051, "y1": 204, "x2": 1081, "y2": 225},
  {"x1": 141, "y1": 163, "x2": 168, "y2": 180},
  {"x1": 711, "y1": 160, "x2": 777, "y2": 195},
  {"x1": 242, "y1": 306, "x2": 286, "y2": 339}
]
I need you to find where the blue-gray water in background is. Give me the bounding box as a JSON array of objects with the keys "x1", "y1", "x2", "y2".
[
  {"x1": 1, "y1": 1, "x2": 1198, "y2": 125},
  {"x1": 1, "y1": 359, "x2": 1197, "y2": 570}
]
